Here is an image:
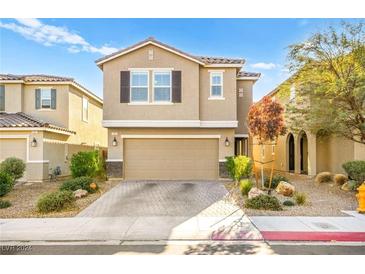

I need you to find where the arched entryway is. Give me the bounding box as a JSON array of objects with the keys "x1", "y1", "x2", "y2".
[
  {"x1": 287, "y1": 133, "x2": 295, "y2": 172},
  {"x1": 299, "y1": 131, "x2": 308, "y2": 174}
]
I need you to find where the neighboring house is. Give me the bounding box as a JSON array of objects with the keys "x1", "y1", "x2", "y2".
[
  {"x1": 96, "y1": 37, "x2": 260, "y2": 180},
  {"x1": 0, "y1": 74, "x2": 107, "y2": 182},
  {"x1": 252, "y1": 79, "x2": 365, "y2": 176}
]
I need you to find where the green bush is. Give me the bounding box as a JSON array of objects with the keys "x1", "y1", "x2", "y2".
[
  {"x1": 0, "y1": 172, "x2": 14, "y2": 197},
  {"x1": 264, "y1": 174, "x2": 289, "y2": 189},
  {"x1": 245, "y1": 194, "x2": 282, "y2": 211},
  {"x1": 37, "y1": 190, "x2": 75, "y2": 213},
  {"x1": 70, "y1": 150, "x2": 103, "y2": 178},
  {"x1": 342, "y1": 161, "x2": 365, "y2": 184},
  {"x1": 225, "y1": 155, "x2": 253, "y2": 182},
  {"x1": 0, "y1": 200, "x2": 11, "y2": 209},
  {"x1": 0, "y1": 157, "x2": 26, "y2": 180},
  {"x1": 59, "y1": 176, "x2": 98, "y2": 193},
  {"x1": 283, "y1": 200, "x2": 295, "y2": 207},
  {"x1": 239, "y1": 179, "x2": 253, "y2": 196},
  {"x1": 294, "y1": 192, "x2": 307, "y2": 205}
]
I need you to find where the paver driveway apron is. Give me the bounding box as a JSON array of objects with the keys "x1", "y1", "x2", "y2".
[{"x1": 77, "y1": 181, "x2": 262, "y2": 240}]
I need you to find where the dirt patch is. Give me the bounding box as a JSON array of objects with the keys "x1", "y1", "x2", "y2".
[
  {"x1": 225, "y1": 174, "x2": 358, "y2": 216},
  {"x1": 0, "y1": 180, "x2": 120, "y2": 218}
]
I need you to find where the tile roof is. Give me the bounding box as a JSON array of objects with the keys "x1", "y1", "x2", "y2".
[
  {"x1": 237, "y1": 71, "x2": 261, "y2": 78},
  {"x1": 95, "y1": 37, "x2": 245, "y2": 66},
  {"x1": 0, "y1": 112, "x2": 76, "y2": 134}
]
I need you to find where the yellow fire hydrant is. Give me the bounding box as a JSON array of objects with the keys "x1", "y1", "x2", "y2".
[{"x1": 357, "y1": 182, "x2": 365, "y2": 213}]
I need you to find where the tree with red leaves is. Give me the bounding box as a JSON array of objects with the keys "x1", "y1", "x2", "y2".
[{"x1": 248, "y1": 96, "x2": 287, "y2": 188}]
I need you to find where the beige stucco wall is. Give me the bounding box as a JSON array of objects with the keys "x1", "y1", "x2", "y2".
[
  {"x1": 236, "y1": 80, "x2": 253, "y2": 135},
  {"x1": 354, "y1": 142, "x2": 365, "y2": 161},
  {"x1": 102, "y1": 44, "x2": 200, "y2": 121},
  {"x1": 107, "y1": 128, "x2": 235, "y2": 162},
  {"x1": 2, "y1": 83, "x2": 23, "y2": 112}
]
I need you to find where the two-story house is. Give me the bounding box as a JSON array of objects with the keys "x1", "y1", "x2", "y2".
[
  {"x1": 0, "y1": 74, "x2": 107, "y2": 182},
  {"x1": 96, "y1": 37, "x2": 260, "y2": 180}
]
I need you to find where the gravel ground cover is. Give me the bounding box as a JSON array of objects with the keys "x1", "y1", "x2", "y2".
[
  {"x1": 225, "y1": 174, "x2": 358, "y2": 216},
  {"x1": 0, "y1": 180, "x2": 119, "y2": 218}
]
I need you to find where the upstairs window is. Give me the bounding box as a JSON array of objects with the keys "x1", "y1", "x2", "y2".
[
  {"x1": 82, "y1": 97, "x2": 89, "y2": 122},
  {"x1": 290, "y1": 84, "x2": 296, "y2": 101},
  {"x1": 153, "y1": 71, "x2": 171, "y2": 102},
  {"x1": 210, "y1": 72, "x2": 223, "y2": 98},
  {"x1": 36, "y1": 88, "x2": 56, "y2": 109},
  {"x1": 41, "y1": 88, "x2": 52, "y2": 108},
  {"x1": 130, "y1": 71, "x2": 148, "y2": 103},
  {"x1": 0, "y1": 85, "x2": 4, "y2": 111}
]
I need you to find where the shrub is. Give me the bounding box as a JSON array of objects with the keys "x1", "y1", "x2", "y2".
[
  {"x1": 245, "y1": 194, "x2": 282, "y2": 211},
  {"x1": 342, "y1": 161, "x2": 365, "y2": 184},
  {"x1": 0, "y1": 172, "x2": 14, "y2": 197},
  {"x1": 37, "y1": 190, "x2": 75, "y2": 213},
  {"x1": 225, "y1": 155, "x2": 253, "y2": 182},
  {"x1": 0, "y1": 157, "x2": 26, "y2": 180},
  {"x1": 315, "y1": 172, "x2": 333, "y2": 184},
  {"x1": 0, "y1": 200, "x2": 11, "y2": 209},
  {"x1": 294, "y1": 192, "x2": 307, "y2": 205},
  {"x1": 70, "y1": 150, "x2": 103, "y2": 178},
  {"x1": 239, "y1": 179, "x2": 253, "y2": 196},
  {"x1": 59, "y1": 176, "x2": 98, "y2": 193},
  {"x1": 264, "y1": 174, "x2": 289, "y2": 189},
  {"x1": 283, "y1": 200, "x2": 295, "y2": 207},
  {"x1": 334, "y1": 174, "x2": 348, "y2": 185}
]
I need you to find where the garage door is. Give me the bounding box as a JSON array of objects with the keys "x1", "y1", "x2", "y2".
[
  {"x1": 124, "y1": 138, "x2": 218, "y2": 180},
  {"x1": 0, "y1": 138, "x2": 27, "y2": 161}
]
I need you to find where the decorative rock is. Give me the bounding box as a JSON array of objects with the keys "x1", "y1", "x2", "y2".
[
  {"x1": 73, "y1": 189, "x2": 88, "y2": 199},
  {"x1": 275, "y1": 181, "x2": 295, "y2": 197},
  {"x1": 315, "y1": 172, "x2": 333, "y2": 184},
  {"x1": 341, "y1": 182, "x2": 350, "y2": 192},
  {"x1": 248, "y1": 187, "x2": 265, "y2": 199},
  {"x1": 334, "y1": 174, "x2": 348, "y2": 185}
]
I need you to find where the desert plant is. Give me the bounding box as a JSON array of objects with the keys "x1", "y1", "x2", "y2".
[
  {"x1": 0, "y1": 157, "x2": 26, "y2": 180},
  {"x1": 0, "y1": 172, "x2": 14, "y2": 197},
  {"x1": 245, "y1": 194, "x2": 282, "y2": 211},
  {"x1": 37, "y1": 190, "x2": 75, "y2": 213},
  {"x1": 264, "y1": 174, "x2": 289, "y2": 189},
  {"x1": 334, "y1": 174, "x2": 348, "y2": 185},
  {"x1": 225, "y1": 155, "x2": 252, "y2": 182},
  {"x1": 315, "y1": 172, "x2": 333, "y2": 184},
  {"x1": 59, "y1": 176, "x2": 97, "y2": 193},
  {"x1": 239, "y1": 179, "x2": 253, "y2": 196},
  {"x1": 294, "y1": 192, "x2": 307, "y2": 205},
  {"x1": 0, "y1": 200, "x2": 11, "y2": 209},
  {"x1": 69, "y1": 150, "x2": 103, "y2": 178},
  {"x1": 283, "y1": 200, "x2": 295, "y2": 207},
  {"x1": 342, "y1": 161, "x2": 365, "y2": 184}
]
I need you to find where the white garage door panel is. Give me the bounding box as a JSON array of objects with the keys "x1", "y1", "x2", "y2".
[
  {"x1": 0, "y1": 139, "x2": 27, "y2": 161},
  {"x1": 124, "y1": 138, "x2": 218, "y2": 180}
]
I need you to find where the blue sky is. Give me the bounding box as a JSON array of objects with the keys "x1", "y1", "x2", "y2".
[{"x1": 0, "y1": 18, "x2": 361, "y2": 101}]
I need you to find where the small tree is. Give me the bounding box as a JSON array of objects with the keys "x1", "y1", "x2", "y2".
[{"x1": 248, "y1": 96, "x2": 286, "y2": 188}]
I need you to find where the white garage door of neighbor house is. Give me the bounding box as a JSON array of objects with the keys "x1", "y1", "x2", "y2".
[
  {"x1": 124, "y1": 138, "x2": 219, "y2": 180},
  {"x1": 0, "y1": 138, "x2": 27, "y2": 161}
]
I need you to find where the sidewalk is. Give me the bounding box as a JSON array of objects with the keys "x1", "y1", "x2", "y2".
[{"x1": 249, "y1": 211, "x2": 365, "y2": 242}]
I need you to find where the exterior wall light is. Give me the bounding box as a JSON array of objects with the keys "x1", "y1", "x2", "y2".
[
  {"x1": 31, "y1": 137, "x2": 37, "y2": 147},
  {"x1": 112, "y1": 137, "x2": 118, "y2": 147},
  {"x1": 225, "y1": 137, "x2": 230, "y2": 147}
]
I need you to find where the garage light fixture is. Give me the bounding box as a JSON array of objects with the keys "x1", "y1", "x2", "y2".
[
  {"x1": 225, "y1": 137, "x2": 230, "y2": 147},
  {"x1": 31, "y1": 137, "x2": 37, "y2": 147},
  {"x1": 112, "y1": 137, "x2": 118, "y2": 146}
]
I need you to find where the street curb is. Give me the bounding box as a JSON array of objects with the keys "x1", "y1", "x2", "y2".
[{"x1": 261, "y1": 231, "x2": 365, "y2": 242}]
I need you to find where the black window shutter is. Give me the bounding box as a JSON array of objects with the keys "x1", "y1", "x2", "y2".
[
  {"x1": 120, "y1": 71, "x2": 130, "y2": 103},
  {"x1": 51, "y1": 89, "x2": 57, "y2": 109},
  {"x1": 35, "y1": 89, "x2": 41, "y2": 109},
  {"x1": 172, "y1": 71, "x2": 182, "y2": 103},
  {"x1": 0, "y1": 85, "x2": 5, "y2": 111}
]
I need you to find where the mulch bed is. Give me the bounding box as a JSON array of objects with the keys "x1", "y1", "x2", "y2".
[
  {"x1": 0, "y1": 180, "x2": 120, "y2": 218},
  {"x1": 225, "y1": 174, "x2": 358, "y2": 216}
]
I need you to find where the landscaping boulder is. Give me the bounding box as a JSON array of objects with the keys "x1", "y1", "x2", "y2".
[
  {"x1": 73, "y1": 189, "x2": 88, "y2": 199},
  {"x1": 275, "y1": 181, "x2": 295, "y2": 197},
  {"x1": 248, "y1": 187, "x2": 265, "y2": 199},
  {"x1": 315, "y1": 172, "x2": 333, "y2": 184},
  {"x1": 334, "y1": 174, "x2": 348, "y2": 185},
  {"x1": 341, "y1": 182, "x2": 350, "y2": 192}
]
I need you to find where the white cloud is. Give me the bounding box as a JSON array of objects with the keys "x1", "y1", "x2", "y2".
[
  {"x1": 0, "y1": 18, "x2": 118, "y2": 55},
  {"x1": 250, "y1": 62, "x2": 277, "y2": 70}
]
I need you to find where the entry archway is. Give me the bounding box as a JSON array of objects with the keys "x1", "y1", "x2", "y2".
[
  {"x1": 287, "y1": 133, "x2": 295, "y2": 173},
  {"x1": 298, "y1": 131, "x2": 308, "y2": 174}
]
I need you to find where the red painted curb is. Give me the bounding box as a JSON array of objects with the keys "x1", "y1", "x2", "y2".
[{"x1": 261, "y1": 231, "x2": 365, "y2": 242}]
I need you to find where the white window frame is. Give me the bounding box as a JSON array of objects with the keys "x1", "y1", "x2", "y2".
[
  {"x1": 82, "y1": 96, "x2": 89, "y2": 122},
  {"x1": 209, "y1": 71, "x2": 224, "y2": 99},
  {"x1": 40, "y1": 88, "x2": 52, "y2": 109},
  {"x1": 290, "y1": 84, "x2": 296, "y2": 101},
  {"x1": 152, "y1": 70, "x2": 172, "y2": 103},
  {"x1": 130, "y1": 71, "x2": 149, "y2": 104}
]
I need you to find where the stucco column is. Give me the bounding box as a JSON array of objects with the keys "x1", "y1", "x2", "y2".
[{"x1": 306, "y1": 133, "x2": 317, "y2": 176}]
